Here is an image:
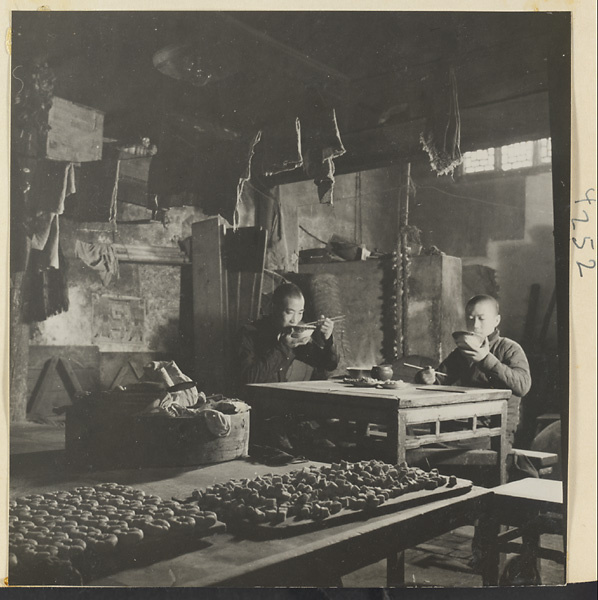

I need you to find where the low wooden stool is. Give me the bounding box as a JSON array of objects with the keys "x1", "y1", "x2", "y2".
[{"x1": 479, "y1": 478, "x2": 564, "y2": 586}]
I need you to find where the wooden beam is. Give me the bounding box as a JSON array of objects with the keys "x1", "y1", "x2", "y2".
[
  {"x1": 27, "y1": 357, "x2": 59, "y2": 418},
  {"x1": 27, "y1": 357, "x2": 84, "y2": 420},
  {"x1": 113, "y1": 244, "x2": 189, "y2": 265},
  {"x1": 219, "y1": 13, "x2": 352, "y2": 85},
  {"x1": 192, "y1": 216, "x2": 228, "y2": 392},
  {"x1": 268, "y1": 91, "x2": 551, "y2": 183}
]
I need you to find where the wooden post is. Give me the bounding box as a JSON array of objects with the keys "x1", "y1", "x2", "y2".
[
  {"x1": 192, "y1": 216, "x2": 228, "y2": 393},
  {"x1": 396, "y1": 162, "x2": 412, "y2": 358},
  {"x1": 9, "y1": 272, "x2": 30, "y2": 422},
  {"x1": 387, "y1": 551, "x2": 406, "y2": 586}
]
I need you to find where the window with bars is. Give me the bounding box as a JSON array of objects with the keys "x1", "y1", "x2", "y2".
[
  {"x1": 461, "y1": 138, "x2": 551, "y2": 174},
  {"x1": 462, "y1": 148, "x2": 496, "y2": 173},
  {"x1": 500, "y1": 141, "x2": 535, "y2": 171},
  {"x1": 538, "y1": 137, "x2": 552, "y2": 164}
]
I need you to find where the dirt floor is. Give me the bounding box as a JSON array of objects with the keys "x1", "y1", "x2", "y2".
[{"x1": 9, "y1": 422, "x2": 565, "y2": 587}]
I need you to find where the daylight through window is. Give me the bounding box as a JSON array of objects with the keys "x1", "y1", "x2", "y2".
[{"x1": 462, "y1": 138, "x2": 552, "y2": 174}]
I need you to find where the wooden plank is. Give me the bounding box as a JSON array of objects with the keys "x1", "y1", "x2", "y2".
[
  {"x1": 56, "y1": 358, "x2": 84, "y2": 397},
  {"x1": 249, "y1": 390, "x2": 393, "y2": 425},
  {"x1": 10, "y1": 272, "x2": 30, "y2": 422},
  {"x1": 108, "y1": 361, "x2": 144, "y2": 390},
  {"x1": 67, "y1": 460, "x2": 490, "y2": 587},
  {"x1": 490, "y1": 399, "x2": 509, "y2": 485},
  {"x1": 184, "y1": 489, "x2": 491, "y2": 587},
  {"x1": 225, "y1": 227, "x2": 268, "y2": 328},
  {"x1": 493, "y1": 478, "x2": 563, "y2": 506},
  {"x1": 523, "y1": 283, "x2": 541, "y2": 348},
  {"x1": 27, "y1": 357, "x2": 59, "y2": 418},
  {"x1": 510, "y1": 448, "x2": 558, "y2": 468},
  {"x1": 407, "y1": 448, "x2": 499, "y2": 468},
  {"x1": 113, "y1": 244, "x2": 189, "y2": 265},
  {"x1": 242, "y1": 229, "x2": 267, "y2": 323},
  {"x1": 109, "y1": 365, "x2": 130, "y2": 390},
  {"x1": 229, "y1": 478, "x2": 473, "y2": 540},
  {"x1": 403, "y1": 427, "x2": 503, "y2": 449},
  {"x1": 403, "y1": 400, "x2": 508, "y2": 423},
  {"x1": 192, "y1": 216, "x2": 228, "y2": 392},
  {"x1": 248, "y1": 380, "x2": 511, "y2": 407},
  {"x1": 386, "y1": 551, "x2": 405, "y2": 587}
]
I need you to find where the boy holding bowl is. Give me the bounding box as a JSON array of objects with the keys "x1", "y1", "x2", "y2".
[{"x1": 416, "y1": 294, "x2": 531, "y2": 454}]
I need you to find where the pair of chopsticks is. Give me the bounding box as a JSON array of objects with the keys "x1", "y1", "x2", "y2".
[
  {"x1": 403, "y1": 363, "x2": 448, "y2": 378},
  {"x1": 303, "y1": 315, "x2": 346, "y2": 327}
]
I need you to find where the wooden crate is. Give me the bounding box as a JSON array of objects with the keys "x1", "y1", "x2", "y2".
[
  {"x1": 46, "y1": 96, "x2": 104, "y2": 162},
  {"x1": 117, "y1": 156, "x2": 152, "y2": 206},
  {"x1": 66, "y1": 394, "x2": 250, "y2": 470}
]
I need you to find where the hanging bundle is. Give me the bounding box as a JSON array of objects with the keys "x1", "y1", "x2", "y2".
[
  {"x1": 420, "y1": 66, "x2": 462, "y2": 177},
  {"x1": 12, "y1": 59, "x2": 56, "y2": 157}
]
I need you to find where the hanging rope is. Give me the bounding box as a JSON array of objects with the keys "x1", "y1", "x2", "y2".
[{"x1": 420, "y1": 66, "x2": 463, "y2": 177}]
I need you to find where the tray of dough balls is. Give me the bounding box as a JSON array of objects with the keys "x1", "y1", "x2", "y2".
[
  {"x1": 188, "y1": 460, "x2": 471, "y2": 540},
  {"x1": 8, "y1": 482, "x2": 225, "y2": 586}
]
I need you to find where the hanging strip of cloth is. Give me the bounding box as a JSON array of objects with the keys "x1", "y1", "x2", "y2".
[
  {"x1": 74, "y1": 239, "x2": 120, "y2": 286},
  {"x1": 420, "y1": 66, "x2": 463, "y2": 177},
  {"x1": 301, "y1": 104, "x2": 346, "y2": 205},
  {"x1": 19, "y1": 157, "x2": 77, "y2": 271}
]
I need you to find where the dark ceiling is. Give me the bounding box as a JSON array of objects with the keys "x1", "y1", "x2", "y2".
[{"x1": 11, "y1": 11, "x2": 564, "y2": 170}]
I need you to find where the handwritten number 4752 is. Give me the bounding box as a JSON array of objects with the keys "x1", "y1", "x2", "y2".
[{"x1": 572, "y1": 188, "x2": 596, "y2": 277}]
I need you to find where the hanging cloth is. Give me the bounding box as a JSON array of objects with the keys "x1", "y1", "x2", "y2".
[
  {"x1": 68, "y1": 153, "x2": 119, "y2": 222},
  {"x1": 233, "y1": 131, "x2": 262, "y2": 229},
  {"x1": 246, "y1": 181, "x2": 295, "y2": 272},
  {"x1": 22, "y1": 244, "x2": 70, "y2": 322},
  {"x1": 18, "y1": 157, "x2": 76, "y2": 271},
  {"x1": 420, "y1": 66, "x2": 463, "y2": 176},
  {"x1": 257, "y1": 117, "x2": 303, "y2": 177},
  {"x1": 74, "y1": 240, "x2": 120, "y2": 286},
  {"x1": 301, "y1": 102, "x2": 346, "y2": 205}
]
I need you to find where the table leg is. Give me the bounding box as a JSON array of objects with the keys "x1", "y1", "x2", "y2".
[
  {"x1": 386, "y1": 410, "x2": 402, "y2": 465},
  {"x1": 478, "y1": 512, "x2": 500, "y2": 586},
  {"x1": 398, "y1": 414, "x2": 408, "y2": 465},
  {"x1": 490, "y1": 401, "x2": 509, "y2": 485},
  {"x1": 522, "y1": 527, "x2": 542, "y2": 583},
  {"x1": 387, "y1": 551, "x2": 406, "y2": 586}
]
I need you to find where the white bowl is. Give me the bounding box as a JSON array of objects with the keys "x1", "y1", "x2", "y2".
[
  {"x1": 346, "y1": 367, "x2": 372, "y2": 379},
  {"x1": 290, "y1": 326, "x2": 315, "y2": 343},
  {"x1": 452, "y1": 331, "x2": 485, "y2": 350}
]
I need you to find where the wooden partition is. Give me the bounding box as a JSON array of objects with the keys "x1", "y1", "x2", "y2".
[
  {"x1": 192, "y1": 216, "x2": 267, "y2": 393},
  {"x1": 297, "y1": 254, "x2": 463, "y2": 375}
]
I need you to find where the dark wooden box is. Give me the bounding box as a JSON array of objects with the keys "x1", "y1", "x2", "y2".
[{"x1": 46, "y1": 97, "x2": 104, "y2": 162}]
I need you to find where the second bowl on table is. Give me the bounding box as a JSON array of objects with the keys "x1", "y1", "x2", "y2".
[{"x1": 346, "y1": 367, "x2": 372, "y2": 379}]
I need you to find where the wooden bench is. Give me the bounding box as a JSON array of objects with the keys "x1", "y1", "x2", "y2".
[
  {"x1": 408, "y1": 447, "x2": 558, "y2": 482},
  {"x1": 479, "y1": 478, "x2": 564, "y2": 586}
]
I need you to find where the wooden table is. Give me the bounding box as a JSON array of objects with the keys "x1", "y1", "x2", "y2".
[
  {"x1": 247, "y1": 381, "x2": 511, "y2": 484},
  {"x1": 82, "y1": 461, "x2": 491, "y2": 587},
  {"x1": 479, "y1": 478, "x2": 564, "y2": 585}
]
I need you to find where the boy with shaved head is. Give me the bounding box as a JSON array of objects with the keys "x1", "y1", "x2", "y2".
[
  {"x1": 417, "y1": 294, "x2": 531, "y2": 455},
  {"x1": 417, "y1": 296, "x2": 533, "y2": 570},
  {"x1": 418, "y1": 295, "x2": 531, "y2": 414}
]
